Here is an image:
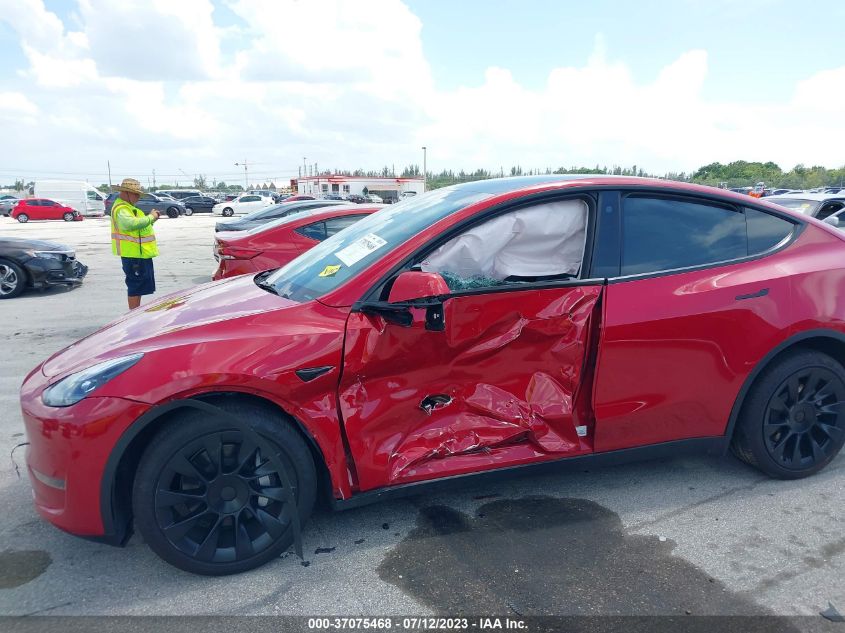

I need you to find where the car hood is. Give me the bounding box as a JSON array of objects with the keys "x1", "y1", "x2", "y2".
[
  {"x1": 41, "y1": 275, "x2": 297, "y2": 378},
  {"x1": 0, "y1": 237, "x2": 71, "y2": 252}
]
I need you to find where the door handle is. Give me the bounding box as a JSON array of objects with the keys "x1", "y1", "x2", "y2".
[{"x1": 736, "y1": 288, "x2": 769, "y2": 301}]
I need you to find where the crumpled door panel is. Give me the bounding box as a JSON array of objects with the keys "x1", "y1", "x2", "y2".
[{"x1": 340, "y1": 285, "x2": 602, "y2": 491}]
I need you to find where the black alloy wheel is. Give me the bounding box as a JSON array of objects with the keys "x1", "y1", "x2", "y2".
[
  {"x1": 167, "y1": 207, "x2": 179, "y2": 218},
  {"x1": 0, "y1": 260, "x2": 25, "y2": 298},
  {"x1": 763, "y1": 366, "x2": 845, "y2": 469},
  {"x1": 733, "y1": 350, "x2": 845, "y2": 478},
  {"x1": 63, "y1": 212, "x2": 74, "y2": 221},
  {"x1": 133, "y1": 402, "x2": 316, "y2": 575}
]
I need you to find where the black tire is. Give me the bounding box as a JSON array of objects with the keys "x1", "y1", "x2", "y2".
[
  {"x1": 732, "y1": 350, "x2": 845, "y2": 479},
  {"x1": 167, "y1": 207, "x2": 179, "y2": 219},
  {"x1": 0, "y1": 259, "x2": 26, "y2": 299},
  {"x1": 222, "y1": 207, "x2": 234, "y2": 217},
  {"x1": 132, "y1": 400, "x2": 316, "y2": 575},
  {"x1": 184, "y1": 207, "x2": 194, "y2": 216},
  {"x1": 63, "y1": 212, "x2": 74, "y2": 221},
  {"x1": 16, "y1": 213, "x2": 28, "y2": 223}
]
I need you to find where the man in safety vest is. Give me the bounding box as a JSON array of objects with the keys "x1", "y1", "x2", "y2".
[{"x1": 111, "y1": 178, "x2": 160, "y2": 309}]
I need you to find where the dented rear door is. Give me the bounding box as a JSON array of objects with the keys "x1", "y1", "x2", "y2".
[{"x1": 339, "y1": 283, "x2": 604, "y2": 492}]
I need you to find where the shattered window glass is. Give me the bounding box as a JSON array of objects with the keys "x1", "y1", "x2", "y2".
[{"x1": 420, "y1": 199, "x2": 589, "y2": 291}]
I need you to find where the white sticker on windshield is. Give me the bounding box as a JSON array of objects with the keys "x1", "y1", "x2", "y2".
[{"x1": 335, "y1": 233, "x2": 387, "y2": 266}]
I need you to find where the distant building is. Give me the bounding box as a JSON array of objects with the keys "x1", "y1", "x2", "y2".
[{"x1": 295, "y1": 175, "x2": 424, "y2": 202}]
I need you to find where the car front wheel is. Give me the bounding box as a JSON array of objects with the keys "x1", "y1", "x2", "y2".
[
  {"x1": 16, "y1": 213, "x2": 29, "y2": 223},
  {"x1": 0, "y1": 259, "x2": 25, "y2": 299},
  {"x1": 167, "y1": 207, "x2": 179, "y2": 219},
  {"x1": 184, "y1": 207, "x2": 194, "y2": 216},
  {"x1": 63, "y1": 212, "x2": 74, "y2": 221},
  {"x1": 132, "y1": 401, "x2": 317, "y2": 575},
  {"x1": 732, "y1": 350, "x2": 845, "y2": 479}
]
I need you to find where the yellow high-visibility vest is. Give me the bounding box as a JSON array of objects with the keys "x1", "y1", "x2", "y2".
[{"x1": 111, "y1": 199, "x2": 158, "y2": 258}]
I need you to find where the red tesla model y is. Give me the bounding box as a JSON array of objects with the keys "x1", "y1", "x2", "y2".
[
  {"x1": 212, "y1": 205, "x2": 378, "y2": 280},
  {"x1": 21, "y1": 176, "x2": 845, "y2": 574}
]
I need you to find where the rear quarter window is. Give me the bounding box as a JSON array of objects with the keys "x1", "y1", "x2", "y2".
[{"x1": 745, "y1": 208, "x2": 795, "y2": 255}]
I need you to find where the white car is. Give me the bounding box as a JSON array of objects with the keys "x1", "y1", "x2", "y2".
[
  {"x1": 212, "y1": 194, "x2": 273, "y2": 217},
  {"x1": 366, "y1": 193, "x2": 383, "y2": 203}
]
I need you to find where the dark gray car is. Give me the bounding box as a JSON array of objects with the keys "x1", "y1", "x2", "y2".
[
  {"x1": 214, "y1": 199, "x2": 347, "y2": 232},
  {"x1": 105, "y1": 193, "x2": 185, "y2": 218}
]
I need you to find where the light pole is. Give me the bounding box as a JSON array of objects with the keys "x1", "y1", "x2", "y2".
[
  {"x1": 302, "y1": 157, "x2": 307, "y2": 194},
  {"x1": 421, "y1": 146, "x2": 427, "y2": 192},
  {"x1": 235, "y1": 160, "x2": 248, "y2": 190}
]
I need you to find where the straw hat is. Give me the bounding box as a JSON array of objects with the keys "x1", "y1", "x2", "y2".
[{"x1": 114, "y1": 178, "x2": 144, "y2": 195}]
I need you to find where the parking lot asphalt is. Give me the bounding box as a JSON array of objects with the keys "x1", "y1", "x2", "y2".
[{"x1": 0, "y1": 214, "x2": 843, "y2": 620}]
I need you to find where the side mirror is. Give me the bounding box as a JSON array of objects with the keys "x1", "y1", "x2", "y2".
[
  {"x1": 823, "y1": 216, "x2": 840, "y2": 227},
  {"x1": 388, "y1": 271, "x2": 449, "y2": 303}
]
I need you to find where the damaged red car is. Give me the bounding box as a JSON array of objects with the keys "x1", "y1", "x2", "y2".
[
  {"x1": 21, "y1": 176, "x2": 845, "y2": 575},
  {"x1": 212, "y1": 205, "x2": 379, "y2": 281}
]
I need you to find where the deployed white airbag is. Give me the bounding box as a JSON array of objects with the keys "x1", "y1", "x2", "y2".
[{"x1": 421, "y1": 199, "x2": 588, "y2": 280}]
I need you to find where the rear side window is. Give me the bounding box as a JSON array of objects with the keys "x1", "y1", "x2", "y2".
[
  {"x1": 325, "y1": 215, "x2": 367, "y2": 237},
  {"x1": 745, "y1": 208, "x2": 794, "y2": 255},
  {"x1": 621, "y1": 197, "x2": 746, "y2": 276},
  {"x1": 297, "y1": 221, "x2": 327, "y2": 241}
]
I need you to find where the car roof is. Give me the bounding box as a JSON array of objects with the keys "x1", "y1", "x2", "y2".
[{"x1": 766, "y1": 192, "x2": 844, "y2": 201}]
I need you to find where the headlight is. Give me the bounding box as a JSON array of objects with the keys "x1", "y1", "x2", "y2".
[
  {"x1": 29, "y1": 251, "x2": 71, "y2": 261},
  {"x1": 42, "y1": 353, "x2": 144, "y2": 407}
]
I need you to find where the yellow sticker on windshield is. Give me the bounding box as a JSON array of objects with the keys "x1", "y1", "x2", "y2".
[{"x1": 319, "y1": 264, "x2": 342, "y2": 277}]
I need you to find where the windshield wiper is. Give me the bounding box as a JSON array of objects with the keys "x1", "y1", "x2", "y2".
[{"x1": 253, "y1": 271, "x2": 279, "y2": 296}]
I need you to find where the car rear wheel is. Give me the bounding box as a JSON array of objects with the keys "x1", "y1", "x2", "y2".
[
  {"x1": 132, "y1": 401, "x2": 317, "y2": 575},
  {"x1": 0, "y1": 260, "x2": 26, "y2": 299},
  {"x1": 222, "y1": 207, "x2": 234, "y2": 217},
  {"x1": 732, "y1": 350, "x2": 845, "y2": 479},
  {"x1": 63, "y1": 212, "x2": 74, "y2": 221},
  {"x1": 184, "y1": 207, "x2": 194, "y2": 216},
  {"x1": 167, "y1": 207, "x2": 179, "y2": 219},
  {"x1": 16, "y1": 213, "x2": 29, "y2": 223}
]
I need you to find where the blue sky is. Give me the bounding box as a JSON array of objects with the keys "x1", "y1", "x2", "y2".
[
  {"x1": 0, "y1": 0, "x2": 843, "y2": 183},
  {"x1": 405, "y1": 0, "x2": 844, "y2": 98}
]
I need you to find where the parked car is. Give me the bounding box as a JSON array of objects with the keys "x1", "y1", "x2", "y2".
[
  {"x1": 321, "y1": 193, "x2": 345, "y2": 201},
  {"x1": 10, "y1": 199, "x2": 83, "y2": 223},
  {"x1": 211, "y1": 194, "x2": 273, "y2": 217},
  {"x1": 213, "y1": 205, "x2": 379, "y2": 280},
  {"x1": 20, "y1": 175, "x2": 845, "y2": 575},
  {"x1": 766, "y1": 194, "x2": 845, "y2": 220},
  {"x1": 400, "y1": 191, "x2": 418, "y2": 199},
  {"x1": 366, "y1": 193, "x2": 383, "y2": 203},
  {"x1": 249, "y1": 190, "x2": 282, "y2": 203},
  {"x1": 155, "y1": 189, "x2": 202, "y2": 201},
  {"x1": 105, "y1": 193, "x2": 185, "y2": 218},
  {"x1": 214, "y1": 199, "x2": 348, "y2": 233},
  {"x1": 0, "y1": 197, "x2": 21, "y2": 216},
  {"x1": 0, "y1": 236, "x2": 88, "y2": 298},
  {"x1": 284, "y1": 195, "x2": 315, "y2": 201},
  {"x1": 345, "y1": 194, "x2": 368, "y2": 204},
  {"x1": 180, "y1": 195, "x2": 218, "y2": 215}
]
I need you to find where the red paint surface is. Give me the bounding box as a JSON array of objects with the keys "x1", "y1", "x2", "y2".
[
  {"x1": 339, "y1": 286, "x2": 601, "y2": 490},
  {"x1": 387, "y1": 271, "x2": 451, "y2": 303}
]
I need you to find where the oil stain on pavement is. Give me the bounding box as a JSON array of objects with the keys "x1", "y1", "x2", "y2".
[
  {"x1": 0, "y1": 550, "x2": 51, "y2": 589},
  {"x1": 378, "y1": 496, "x2": 791, "y2": 619}
]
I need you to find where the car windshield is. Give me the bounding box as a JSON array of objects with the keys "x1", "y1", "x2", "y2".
[
  {"x1": 767, "y1": 198, "x2": 821, "y2": 214},
  {"x1": 265, "y1": 186, "x2": 492, "y2": 302}
]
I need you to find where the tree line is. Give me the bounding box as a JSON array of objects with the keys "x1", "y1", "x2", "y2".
[{"x1": 6, "y1": 160, "x2": 845, "y2": 193}]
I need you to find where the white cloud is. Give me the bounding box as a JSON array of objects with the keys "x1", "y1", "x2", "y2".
[{"x1": 0, "y1": 0, "x2": 842, "y2": 184}]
